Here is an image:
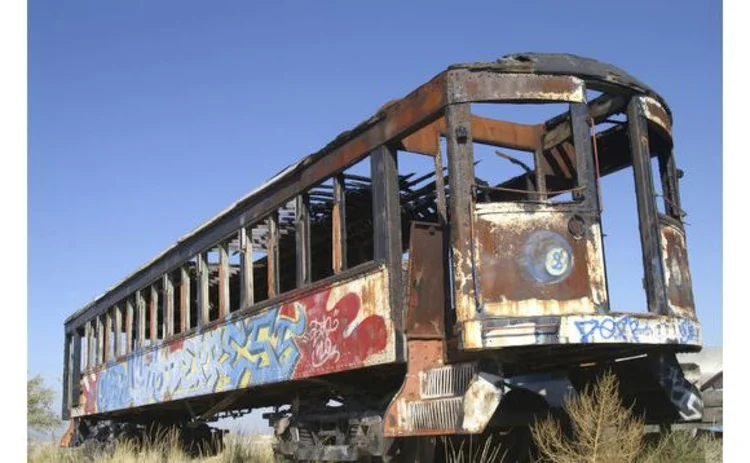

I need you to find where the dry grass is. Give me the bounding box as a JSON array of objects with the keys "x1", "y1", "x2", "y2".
[
  {"x1": 28, "y1": 374, "x2": 723, "y2": 463},
  {"x1": 27, "y1": 430, "x2": 274, "y2": 463}
]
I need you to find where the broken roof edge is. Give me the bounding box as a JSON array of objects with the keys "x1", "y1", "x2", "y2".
[
  {"x1": 448, "y1": 52, "x2": 671, "y2": 119},
  {"x1": 65, "y1": 52, "x2": 669, "y2": 326}
]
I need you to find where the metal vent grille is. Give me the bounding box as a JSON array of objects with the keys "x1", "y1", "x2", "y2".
[
  {"x1": 407, "y1": 398, "x2": 463, "y2": 432},
  {"x1": 421, "y1": 363, "x2": 477, "y2": 399}
]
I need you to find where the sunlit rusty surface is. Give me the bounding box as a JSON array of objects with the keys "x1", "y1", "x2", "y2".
[
  {"x1": 448, "y1": 71, "x2": 586, "y2": 104},
  {"x1": 471, "y1": 203, "x2": 607, "y2": 316},
  {"x1": 660, "y1": 217, "x2": 696, "y2": 319}
]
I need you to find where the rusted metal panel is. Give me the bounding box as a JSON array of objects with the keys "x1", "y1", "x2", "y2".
[
  {"x1": 384, "y1": 339, "x2": 446, "y2": 436},
  {"x1": 75, "y1": 267, "x2": 396, "y2": 416},
  {"x1": 641, "y1": 96, "x2": 672, "y2": 136},
  {"x1": 332, "y1": 174, "x2": 347, "y2": 273},
  {"x1": 405, "y1": 222, "x2": 445, "y2": 339},
  {"x1": 659, "y1": 218, "x2": 696, "y2": 319},
  {"x1": 448, "y1": 70, "x2": 585, "y2": 105},
  {"x1": 218, "y1": 243, "x2": 229, "y2": 318},
  {"x1": 472, "y1": 204, "x2": 607, "y2": 316},
  {"x1": 628, "y1": 97, "x2": 669, "y2": 315}
]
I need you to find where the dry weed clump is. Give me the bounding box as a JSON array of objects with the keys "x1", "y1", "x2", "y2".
[{"x1": 531, "y1": 370, "x2": 722, "y2": 463}]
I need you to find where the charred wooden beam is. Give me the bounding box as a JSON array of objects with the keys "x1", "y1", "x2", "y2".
[
  {"x1": 105, "y1": 310, "x2": 113, "y2": 363},
  {"x1": 239, "y1": 227, "x2": 254, "y2": 310},
  {"x1": 150, "y1": 285, "x2": 158, "y2": 343},
  {"x1": 446, "y1": 103, "x2": 476, "y2": 322},
  {"x1": 333, "y1": 174, "x2": 347, "y2": 273},
  {"x1": 197, "y1": 253, "x2": 209, "y2": 326},
  {"x1": 267, "y1": 212, "x2": 280, "y2": 298},
  {"x1": 180, "y1": 266, "x2": 190, "y2": 331},
  {"x1": 125, "y1": 299, "x2": 133, "y2": 354},
  {"x1": 163, "y1": 274, "x2": 174, "y2": 338},
  {"x1": 218, "y1": 243, "x2": 229, "y2": 318},
  {"x1": 627, "y1": 97, "x2": 668, "y2": 315},
  {"x1": 136, "y1": 290, "x2": 146, "y2": 349},
  {"x1": 113, "y1": 304, "x2": 122, "y2": 358},
  {"x1": 371, "y1": 145, "x2": 403, "y2": 334},
  {"x1": 296, "y1": 194, "x2": 311, "y2": 287}
]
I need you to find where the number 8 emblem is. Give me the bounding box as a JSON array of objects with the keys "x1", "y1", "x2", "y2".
[{"x1": 545, "y1": 246, "x2": 570, "y2": 276}]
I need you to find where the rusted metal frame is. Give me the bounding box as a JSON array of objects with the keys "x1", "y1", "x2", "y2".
[
  {"x1": 163, "y1": 274, "x2": 174, "y2": 338},
  {"x1": 542, "y1": 94, "x2": 627, "y2": 150},
  {"x1": 125, "y1": 299, "x2": 133, "y2": 354},
  {"x1": 405, "y1": 222, "x2": 446, "y2": 339},
  {"x1": 295, "y1": 194, "x2": 311, "y2": 287},
  {"x1": 445, "y1": 103, "x2": 477, "y2": 321},
  {"x1": 136, "y1": 290, "x2": 146, "y2": 349},
  {"x1": 180, "y1": 266, "x2": 190, "y2": 331},
  {"x1": 569, "y1": 102, "x2": 599, "y2": 210},
  {"x1": 627, "y1": 97, "x2": 669, "y2": 315},
  {"x1": 371, "y1": 145, "x2": 404, "y2": 338},
  {"x1": 70, "y1": 329, "x2": 82, "y2": 407},
  {"x1": 656, "y1": 145, "x2": 683, "y2": 220},
  {"x1": 332, "y1": 174, "x2": 347, "y2": 273},
  {"x1": 446, "y1": 69, "x2": 585, "y2": 105},
  {"x1": 218, "y1": 242, "x2": 230, "y2": 318},
  {"x1": 113, "y1": 304, "x2": 122, "y2": 358},
  {"x1": 197, "y1": 252, "x2": 210, "y2": 326},
  {"x1": 105, "y1": 309, "x2": 113, "y2": 363},
  {"x1": 400, "y1": 116, "x2": 541, "y2": 155},
  {"x1": 267, "y1": 212, "x2": 280, "y2": 298},
  {"x1": 239, "y1": 227, "x2": 254, "y2": 310},
  {"x1": 64, "y1": 72, "x2": 447, "y2": 332},
  {"x1": 150, "y1": 284, "x2": 158, "y2": 343}
]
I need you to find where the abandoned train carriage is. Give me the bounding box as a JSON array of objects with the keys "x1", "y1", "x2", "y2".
[{"x1": 61, "y1": 53, "x2": 704, "y2": 459}]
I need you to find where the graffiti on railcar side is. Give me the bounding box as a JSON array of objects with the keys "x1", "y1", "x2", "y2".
[
  {"x1": 572, "y1": 314, "x2": 700, "y2": 344},
  {"x1": 574, "y1": 315, "x2": 650, "y2": 343},
  {"x1": 84, "y1": 272, "x2": 391, "y2": 415},
  {"x1": 295, "y1": 291, "x2": 388, "y2": 377}
]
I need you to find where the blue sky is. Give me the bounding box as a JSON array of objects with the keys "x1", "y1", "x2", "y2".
[{"x1": 28, "y1": 0, "x2": 721, "y2": 430}]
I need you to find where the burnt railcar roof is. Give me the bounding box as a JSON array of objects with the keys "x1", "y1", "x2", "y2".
[{"x1": 65, "y1": 52, "x2": 670, "y2": 327}]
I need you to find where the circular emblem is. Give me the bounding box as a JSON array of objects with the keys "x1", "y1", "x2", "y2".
[
  {"x1": 520, "y1": 230, "x2": 574, "y2": 284},
  {"x1": 545, "y1": 246, "x2": 570, "y2": 276}
]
